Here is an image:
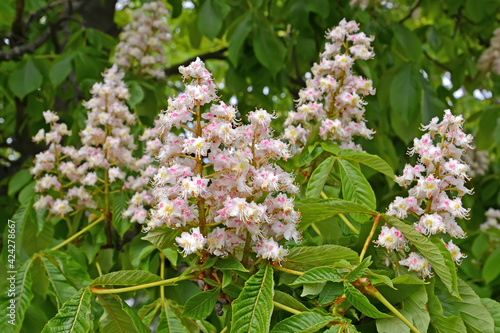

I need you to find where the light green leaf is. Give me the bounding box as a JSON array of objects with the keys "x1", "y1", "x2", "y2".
[
  {"x1": 231, "y1": 264, "x2": 274, "y2": 333},
  {"x1": 483, "y1": 248, "x2": 500, "y2": 284},
  {"x1": 481, "y1": 298, "x2": 500, "y2": 333},
  {"x1": 345, "y1": 256, "x2": 372, "y2": 282},
  {"x1": 41, "y1": 288, "x2": 92, "y2": 333},
  {"x1": 273, "y1": 290, "x2": 309, "y2": 312},
  {"x1": 344, "y1": 283, "x2": 392, "y2": 319},
  {"x1": 228, "y1": 13, "x2": 253, "y2": 66},
  {"x1": 291, "y1": 267, "x2": 342, "y2": 285},
  {"x1": 320, "y1": 142, "x2": 341, "y2": 155},
  {"x1": 182, "y1": 287, "x2": 220, "y2": 320},
  {"x1": 390, "y1": 63, "x2": 422, "y2": 126},
  {"x1": 112, "y1": 191, "x2": 131, "y2": 238},
  {"x1": 376, "y1": 315, "x2": 411, "y2": 333},
  {"x1": 426, "y1": 280, "x2": 466, "y2": 333},
  {"x1": 8, "y1": 58, "x2": 43, "y2": 99},
  {"x1": 49, "y1": 54, "x2": 74, "y2": 87},
  {"x1": 400, "y1": 285, "x2": 430, "y2": 332},
  {"x1": 142, "y1": 227, "x2": 180, "y2": 249},
  {"x1": 7, "y1": 169, "x2": 31, "y2": 196},
  {"x1": 386, "y1": 215, "x2": 458, "y2": 297},
  {"x1": 158, "y1": 302, "x2": 189, "y2": 333},
  {"x1": 337, "y1": 150, "x2": 394, "y2": 178},
  {"x1": 269, "y1": 312, "x2": 334, "y2": 333},
  {"x1": 301, "y1": 283, "x2": 325, "y2": 297},
  {"x1": 92, "y1": 270, "x2": 162, "y2": 287},
  {"x1": 306, "y1": 156, "x2": 335, "y2": 199},
  {"x1": 97, "y1": 294, "x2": 151, "y2": 333},
  {"x1": 283, "y1": 245, "x2": 359, "y2": 272},
  {"x1": 318, "y1": 282, "x2": 344, "y2": 306},
  {"x1": 40, "y1": 255, "x2": 78, "y2": 308}
]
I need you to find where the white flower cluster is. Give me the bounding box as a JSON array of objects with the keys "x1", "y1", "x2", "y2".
[
  {"x1": 477, "y1": 28, "x2": 500, "y2": 75},
  {"x1": 114, "y1": 1, "x2": 170, "y2": 78},
  {"x1": 31, "y1": 66, "x2": 155, "y2": 223},
  {"x1": 381, "y1": 110, "x2": 472, "y2": 277},
  {"x1": 148, "y1": 58, "x2": 301, "y2": 263},
  {"x1": 480, "y1": 208, "x2": 500, "y2": 231},
  {"x1": 463, "y1": 147, "x2": 489, "y2": 177},
  {"x1": 283, "y1": 19, "x2": 376, "y2": 151}
]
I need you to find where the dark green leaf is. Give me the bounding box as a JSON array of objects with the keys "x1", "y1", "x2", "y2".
[
  {"x1": 337, "y1": 150, "x2": 394, "y2": 178},
  {"x1": 283, "y1": 245, "x2": 359, "y2": 272},
  {"x1": 318, "y1": 282, "x2": 344, "y2": 306},
  {"x1": 252, "y1": 21, "x2": 286, "y2": 76},
  {"x1": 228, "y1": 13, "x2": 253, "y2": 66},
  {"x1": 197, "y1": 0, "x2": 225, "y2": 39},
  {"x1": 214, "y1": 257, "x2": 249, "y2": 272},
  {"x1": 344, "y1": 282, "x2": 392, "y2": 319},
  {"x1": 345, "y1": 256, "x2": 372, "y2": 282},
  {"x1": 299, "y1": 145, "x2": 324, "y2": 167},
  {"x1": 182, "y1": 287, "x2": 220, "y2": 320},
  {"x1": 291, "y1": 267, "x2": 343, "y2": 285},
  {"x1": 142, "y1": 227, "x2": 180, "y2": 249},
  {"x1": 97, "y1": 294, "x2": 151, "y2": 333},
  {"x1": 306, "y1": 156, "x2": 335, "y2": 199},
  {"x1": 231, "y1": 264, "x2": 274, "y2": 333},
  {"x1": 40, "y1": 255, "x2": 78, "y2": 308},
  {"x1": 426, "y1": 280, "x2": 466, "y2": 333},
  {"x1": 7, "y1": 169, "x2": 31, "y2": 196},
  {"x1": 158, "y1": 301, "x2": 189, "y2": 333},
  {"x1": 41, "y1": 288, "x2": 92, "y2": 333},
  {"x1": 8, "y1": 58, "x2": 43, "y2": 99},
  {"x1": 393, "y1": 24, "x2": 422, "y2": 62},
  {"x1": 483, "y1": 248, "x2": 500, "y2": 284},
  {"x1": 390, "y1": 63, "x2": 422, "y2": 126},
  {"x1": 92, "y1": 270, "x2": 162, "y2": 286},
  {"x1": 269, "y1": 312, "x2": 334, "y2": 333},
  {"x1": 49, "y1": 54, "x2": 74, "y2": 87}
]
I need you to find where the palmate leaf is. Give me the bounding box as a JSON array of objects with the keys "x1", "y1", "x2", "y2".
[
  {"x1": 92, "y1": 270, "x2": 162, "y2": 286},
  {"x1": 158, "y1": 301, "x2": 189, "y2": 333},
  {"x1": 97, "y1": 294, "x2": 151, "y2": 333},
  {"x1": 181, "y1": 287, "x2": 220, "y2": 320},
  {"x1": 282, "y1": 245, "x2": 359, "y2": 272},
  {"x1": 385, "y1": 215, "x2": 459, "y2": 298},
  {"x1": 231, "y1": 264, "x2": 274, "y2": 333},
  {"x1": 0, "y1": 257, "x2": 35, "y2": 332},
  {"x1": 269, "y1": 312, "x2": 334, "y2": 333},
  {"x1": 41, "y1": 288, "x2": 92, "y2": 333}
]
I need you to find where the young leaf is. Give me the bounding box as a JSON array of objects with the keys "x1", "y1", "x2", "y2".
[
  {"x1": 320, "y1": 142, "x2": 341, "y2": 155},
  {"x1": 337, "y1": 150, "x2": 395, "y2": 178},
  {"x1": 345, "y1": 256, "x2": 372, "y2": 282},
  {"x1": 138, "y1": 300, "x2": 162, "y2": 328},
  {"x1": 291, "y1": 267, "x2": 343, "y2": 285},
  {"x1": 158, "y1": 301, "x2": 189, "y2": 333},
  {"x1": 269, "y1": 312, "x2": 334, "y2": 333},
  {"x1": 273, "y1": 290, "x2": 309, "y2": 312},
  {"x1": 92, "y1": 270, "x2": 162, "y2": 286},
  {"x1": 337, "y1": 159, "x2": 376, "y2": 212},
  {"x1": 344, "y1": 283, "x2": 392, "y2": 319},
  {"x1": 306, "y1": 156, "x2": 335, "y2": 199},
  {"x1": 231, "y1": 264, "x2": 274, "y2": 333},
  {"x1": 182, "y1": 287, "x2": 220, "y2": 320},
  {"x1": 283, "y1": 245, "x2": 359, "y2": 272},
  {"x1": 41, "y1": 288, "x2": 92, "y2": 333},
  {"x1": 385, "y1": 215, "x2": 458, "y2": 297},
  {"x1": 295, "y1": 198, "x2": 376, "y2": 228},
  {"x1": 97, "y1": 294, "x2": 151, "y2": 333}
]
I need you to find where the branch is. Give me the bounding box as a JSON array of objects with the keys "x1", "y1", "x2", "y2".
[
  {"x1": 164, "y1": 48, "x2": 228, "y2": 77},
  {"x1": 11, "y1": 0, "x2": 26, "y2": 46},
  {"x1": 423, "y1": 50, "x2": 452, "y2": 72},
  {"x1": 399, "y1": 0, "x2": 422, "y2": 24}
]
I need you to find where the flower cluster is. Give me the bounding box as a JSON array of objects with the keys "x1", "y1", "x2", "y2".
[
  {"x1": 463, "y1": 147, "x2": 489, "y2": 177},
  {"x1": 480, "y1": 208, "x2": 500, "y2": 231},
  {"x1": 283, "y1": 19, "x2": 376, "y2": 151},
  {"x1": 114, "y1": 1, "x2": 170, "y2": 78},
  {"x1": 31, "y1": 66, "x2": 155, "y2": 223},
  {"x1": 381, "y1": 110, "x2": 473, "y2": 277},
  {"x1": 147, "y1": 58, "x2": 301, "y2": 263},
  {"x1": 477, "y1": 28, "x2": 500, "y2": 75}
]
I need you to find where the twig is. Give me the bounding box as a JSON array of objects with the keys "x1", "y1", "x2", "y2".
[
  {"x1": 164, "y1": 48, "x2": 228, "y2": 77},
  {"x1": 399, "y1": 0, "x2": 423, "y2": 24}
]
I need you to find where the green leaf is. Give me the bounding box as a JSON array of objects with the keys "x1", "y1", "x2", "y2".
[
  {"x1": 296, "y1": 198, "x2": 376, "y2": 229},
  {"x1": 283, "y1": 245, "x2": 359, "y2": 272},
  {"x1": 182, "y1": 287, "x2": 220, "y2": 320},
  {"x1": 305, "y1": 0, "x2": 329, "y2": 19},
  {"x1": 197, "y1": 0, "x2": 229, "y2": 39},
  {"x1": 393, "y1": 24, "x2": 422, "y2": 63},
  {"x1": 41, "y1": 288, "x2": 92, "y2": 333},
  {"x1": 214, "y1": 257, "x2": 249, "y2": 272},
  {"x1": 483, "y1": 248, "x2": 500, "y2": 284},
  {"x1": 344, "y1": 282, "x2": 392, "y2": 319},
  {"x1": 228, "y1": 13, "x2": 253, "y2": 66},
  {"x1": 8, "y1": 58, "x2": 43, "y2": 99},
  {"x1": 142, "y1": 227, "x2": 180, "y2": 249},
  {"x1": 345, "y1": 256, "x2": 372, "y2": 282},
  {"x1": 399, "y1": 285, "x2": 430, "y2": 332},
  {"x1": 92, "y1": 270, "x2": 162, "y2": 286},
  {"x1": 299, "y1": 145, "x2": 324, "y2": 167},
  {"x1": 112, "y1": 191, "x2": 131, "y2": 238},
  {"x1": 49, "y1": 54, "x2": 74, "y2": 87},
  {"x1": 158, "y1": 302, "x2": 189, "y2": 333},
  {"x1": 97, "y1": 294, "x2": 151, "y2": 333},
  {"x1": 390, "y1": 63, "x2": 422, "y2": 126},
  {"x1": 231, "y1": 264, "x2": 274, "y2": 333},
  {"x1": 481, "y1": 298, "x2": 500, "y2": 333},
  {"x1": 385, "y1": 215, "x2": 458, "y2": 297},
  {"x1": 376, "y1": 315, "x2": 411, "y2": 333},
  {"x1": 291, "y1": 267, "x2": 343, "y2": 285},
  {"x1": 128, "y1": 82, "x2": 145, "y2": 108},
  {"x1": 0, "y1": 257, "x2": 35, "y2": 330},
  {"x1": 7, "y1": 169, "x2": 31, "y2": 196},
  {"x1": 301, "y1": 283, "x2": 325, "y2": 297},
  {"x1": 273, "y1": 290, "x2": 309, "y2": 312},
  {"x1": 318, "y1": 282, "x2": 344, "y2": 306},
  {"x1": 426, "y1": 280, "x2": 466, "y2": 333},
  {"x1": 40, "y1": 255, "x2": 78, "y2": 308},
  {"x1": 252, "y1": 21, "x2": 286, "y2": 76},
  {"x1": 320, "y1": 142, "x2": 341, "y2": 155},
  {"x1": 337, "y1": 159, "x2": 376, "y2": 221},
  {"x1": 138, "y1": 300, "x2": 162, "y2": 328},
  {"x1": 306, "y1": 156, "x2": 335, "y2": 199},
  {"x1": 337, "y1": 150, "x2": 394, "y2": 178},
  {"x1": 269, "y1": 312, "x2": 334, "y2": 333}
]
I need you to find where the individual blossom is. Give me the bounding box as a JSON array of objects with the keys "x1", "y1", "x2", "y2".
[
  {"x1": 399, "y1": 252, "x2": 433, "y2": 278},
  {"x1": 147, "y1": 58, "x2": 301, "y2": 264},
  {"x1": 374, "y1": 225, "x2": 408, "y2": 251},
  {"x1": 284, "y1": 19, "x2": 376, "y2": 152},
  {"x1": 443, "y1": 239, "x2": 467, "y2": 264},
  {"x1": 114, "y1": 1, "x2": 170, "y2": 78},
  {"x1": 477, "y1": 27, "x2": 500, "y2": 75}
]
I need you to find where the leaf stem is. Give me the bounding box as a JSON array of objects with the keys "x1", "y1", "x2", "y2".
[
  {"x1": 359, "y1": 214, "x2": 381, "y2": 262},
  {"x1": 160, "y1": 251, "x2": 165, "y2": 301},
  {"x1": 273, "y1": 301, "x2": 302, "y2": 315},
  {"x1": 90, "y1": 274, "x2": 196, "y2": 294},
  {"x1": 338, "y1": 213, "x2": 359, "y2": 235},
  {"x1": 51, "y1": 215, "x2": 106, "y2": 251},
  {"x1": 272, "y1": 264, "x2": 304, "y2": 276}
]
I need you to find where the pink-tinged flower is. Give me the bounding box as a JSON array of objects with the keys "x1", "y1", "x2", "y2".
[
  {"x1": 374, "y1": 225, "x2": 407, "y2": 251},
  {"x1": 176, "y1": 227, "x2": 206, "y2": 256},
  {"x1": 50, "y1": 199, "x2": 73, "y2": 216},
  {"x1": 399, "y1": 252, "x2": 432, "y2": 278}
]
